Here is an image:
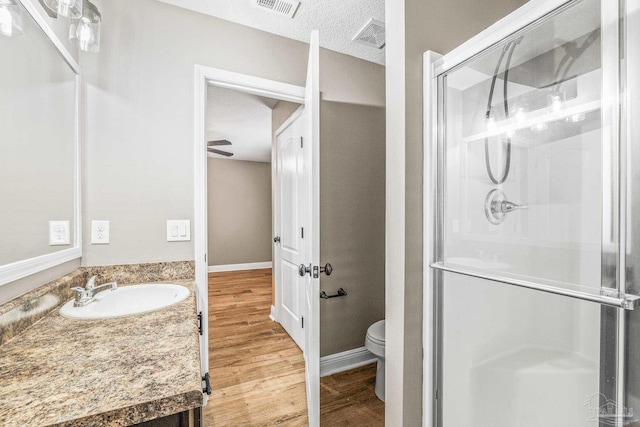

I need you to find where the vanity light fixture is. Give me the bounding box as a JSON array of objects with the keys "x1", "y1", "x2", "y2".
[
  {"x1": 69, "y1": 0, "x2": 100, "y2": 52},
  {"x1": 0, "y1": 0, "x2": 24, "y2": 37},
  {"x1": 44, "y1": 0, "x2": 82, "y2": 19},
  {"x1": 549, "y1": 93, "x2": 564, "y2": 113}
]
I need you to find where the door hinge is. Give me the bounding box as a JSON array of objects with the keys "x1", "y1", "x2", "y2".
[
  {"x1": 202, "y1": 373, "x2": 212, "y2": 395},
  {"x1": 204, "y1": 253, "x2": 207, "y2": 263},
  {"x1": 302, "y1": 316, "x2": 304, "y2": 328},
  {"x1": 301, "y1": 227, "x2": 304, "y2": 239},
  {"x1": 301, "y1": 137, "x2": 304, "y2": 148},
  {"x1": 198, "y1": 311, "x2": 203, "y2": 335},
  {"x1": 435, "y1": 389, "x2": 439, "y2": 400}
]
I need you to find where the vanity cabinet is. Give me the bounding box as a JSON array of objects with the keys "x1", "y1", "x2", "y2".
[{"x1": 134, "y1": 408, "x2": 202, "y2": 427}]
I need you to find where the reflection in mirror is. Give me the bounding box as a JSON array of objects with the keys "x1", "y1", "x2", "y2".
[
  {"x1": 440, "y1": 0, "x2": 602, "y2": 293},
  {"x1": 0, "y1": 1, "x2": 79, "y2": 279},
  {"x1": 0, "y1": 1, "x2": 25, "y2": 37}
]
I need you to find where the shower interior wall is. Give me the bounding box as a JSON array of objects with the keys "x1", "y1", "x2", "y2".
[{"x1": 437, "y1": 3, "x2": 609, "y2": 423}]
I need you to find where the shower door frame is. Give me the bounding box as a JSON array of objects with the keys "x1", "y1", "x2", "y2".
[{"x1": 422, "y1": 0, "x2": 632, "y2": 425}]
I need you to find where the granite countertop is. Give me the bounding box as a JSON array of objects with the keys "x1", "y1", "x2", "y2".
[{"x1": 0, "y1": 280, "x2": 202, "y2": 427}]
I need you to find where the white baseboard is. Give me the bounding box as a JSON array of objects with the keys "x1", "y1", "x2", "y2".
[
  {"x1": 320, "y1": 346, "x2": 377, "y2": 377},
  {"x1": 269, "y1": 305, "x2": 277, "y2": 322},
  {"x1": 208, "y1": 262, "x2": 272, "y2": 272}
]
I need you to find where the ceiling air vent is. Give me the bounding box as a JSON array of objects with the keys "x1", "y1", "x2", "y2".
[
  {"x1": 253, "y1": 0, "x2": 300, "y2": 18},
  {"x1": 352, "y1": 18, "x2": 385, "y2": 49}
]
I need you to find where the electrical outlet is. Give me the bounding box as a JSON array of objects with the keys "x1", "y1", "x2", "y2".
[
  {"x1": 91, "y1": 220, "x2": 110, "y2": 244},
  {"x1": 49, "y1": 221, "x2": 70, "y2": 245}
]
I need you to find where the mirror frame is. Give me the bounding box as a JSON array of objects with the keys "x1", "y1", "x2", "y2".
[{"x1": 0, "y1": 0, "x2": 81, "y2": 286}]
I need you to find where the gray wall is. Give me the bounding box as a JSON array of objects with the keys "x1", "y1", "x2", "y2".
[
  {"x1": 319, "y1": 101, "x2": 385, "y2": 357},
  {"x1": 272, "y1": 101, "x2": 301, "y2": 142},
  {"x1": 81, "y1": 0, "x2": 384, "y2": 267},
  {"x1": 207, "y1": 159, "x2": 272, "y2": 266},
  {"x1": 385, "y1": 0, "x2": 528, "y2": 425}
]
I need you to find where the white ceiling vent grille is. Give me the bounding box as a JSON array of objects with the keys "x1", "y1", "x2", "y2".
[
  {"x1": 352, "y1": 18, "x2": 385, "y2": 49},
  {"x1": 252, "y1": 0, "x2": 300, "y2": 18}
]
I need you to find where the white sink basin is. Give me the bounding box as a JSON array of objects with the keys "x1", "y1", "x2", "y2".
[{"x1": 60, "y1": 284, "x2": 190, "y2": 319}]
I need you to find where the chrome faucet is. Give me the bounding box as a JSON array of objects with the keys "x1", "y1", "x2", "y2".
[{"x1": 71, "y1": 275, "x2": 117, "y2": 307}]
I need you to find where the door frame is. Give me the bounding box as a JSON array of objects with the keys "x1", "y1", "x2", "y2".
[
  {"x1": 422, "y1": 49, "x2": 442, "y2": 427},
  {"x1": 273, "y1": 105, "x2": 306, "y2": 328},
  {"x1": 193, "y1": 65, "x2": 305, "y2": 405}
]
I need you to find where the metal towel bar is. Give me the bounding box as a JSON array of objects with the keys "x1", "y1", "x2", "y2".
[{"x1": 320, "y1": 288, "x2": 347, "y2": 299}]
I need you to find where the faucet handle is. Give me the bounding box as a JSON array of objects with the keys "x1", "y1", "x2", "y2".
[
  {"x1": 86, "y1": 275, "x2": 97, "y2": 290},
  {"x1": 71, "y1": 287, "x2": 87, "y2": 300}
]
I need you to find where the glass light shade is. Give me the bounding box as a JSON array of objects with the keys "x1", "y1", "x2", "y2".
[
  {"x1": 0, "y1": 1, "x2": 24, "y2": 37},
  {"x1": 69, "y1": 0, "x2": 100, "y2": 52},
  {"x1": 44, "y1": 0, "x2": 82, "y2": 19}
]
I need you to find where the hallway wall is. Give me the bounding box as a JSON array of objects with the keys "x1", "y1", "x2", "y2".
[{"x1": 207, "y1": 159, "x2": 272, "y2": 267}]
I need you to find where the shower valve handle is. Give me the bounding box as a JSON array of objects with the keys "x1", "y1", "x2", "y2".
[
  {"x1": 493, "y1": 200, "x2": 528, "y2": 214},
  {"x1": 485, "y1": 189, "x2": 527, "y2": 225}
]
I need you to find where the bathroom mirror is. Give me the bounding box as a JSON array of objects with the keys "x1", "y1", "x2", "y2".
[{"x1": 0, "y1": 0, "x2": 81, "y2": 285}]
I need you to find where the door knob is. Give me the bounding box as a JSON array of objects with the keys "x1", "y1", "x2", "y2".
[
  {"x1": 299, "y1": 263, "x2": 312, "y2": 277},
  {"x1": 274, "y1": 236, "x2": 281, "y2": 243},
  {"x1": 320, "y1": 263, "x2": 333, "y2": 276}
]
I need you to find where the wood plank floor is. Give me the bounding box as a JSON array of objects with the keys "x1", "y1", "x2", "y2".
[
  {"x1": 203, "y1": 268, "x2": 384, "y2": 426},
  {"x1": 204, "y1": 269, "x2": 308, "y2": 427},
  {"x1": 320, "y1": 364, "x2": 385, "y2": 426}
]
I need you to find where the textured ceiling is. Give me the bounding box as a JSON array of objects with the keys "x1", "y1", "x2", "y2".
[
  {"x1": 207, "y1": 86, "x2": 285, "y2": 163},
  {"x1": 156, "y1": 0, "x2": 385, "y2": 65}
]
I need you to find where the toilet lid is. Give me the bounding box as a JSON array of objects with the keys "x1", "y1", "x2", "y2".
[{"x1": 367, "y1": 320, "x2": 385, "y2": 344}]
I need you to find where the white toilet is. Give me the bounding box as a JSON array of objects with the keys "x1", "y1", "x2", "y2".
[{"x1": 365, "y1": 319, "x2": 385, "y2": 402}]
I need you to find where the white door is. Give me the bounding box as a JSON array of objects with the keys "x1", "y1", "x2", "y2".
[
  {"x1": 275, "y1": 112, "x2": 306, "y2": 349},
  {"x1": 303, "y1": 30, "x2": 320, "y2": 427}
]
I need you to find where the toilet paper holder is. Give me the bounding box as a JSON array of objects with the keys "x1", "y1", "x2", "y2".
[{"x1": 320, "y1": 288, "x2": 347, "y2": 299}]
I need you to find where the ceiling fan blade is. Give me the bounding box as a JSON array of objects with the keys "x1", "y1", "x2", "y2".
[
  {"x1": 207, "y1": 148, "x2": 234, "y2": 157},
  {"x1": 207, "y1": 139, "x2": 232, "y2": 146}
]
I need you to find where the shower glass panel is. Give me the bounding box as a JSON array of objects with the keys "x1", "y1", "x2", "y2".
[
  {"x1": 439, "y1": 0, "x2": 604, "y2": 295},
  {"x1": 439, "y1": 272, "x2": 620, "y2": 427}
]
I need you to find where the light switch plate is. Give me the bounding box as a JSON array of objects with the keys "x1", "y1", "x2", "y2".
[
  {"x1": 91, "y1": 220, "x2": 110, "y2": 244},
  {"x1": 49, "y1": 220, "x2": 70, "y2": 245},
  {"x1": 167, "y1": 220, "x2": 190, "y2": 242}
]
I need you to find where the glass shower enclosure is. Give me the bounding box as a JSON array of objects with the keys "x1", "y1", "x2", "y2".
[{"x1": 424, "y1": 0, "x2": 640, "y2": 425}]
